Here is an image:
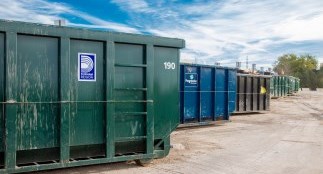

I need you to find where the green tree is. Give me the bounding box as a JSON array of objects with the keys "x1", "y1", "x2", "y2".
[
  {"x1": 273, "y1": 54, "x2": 319, "y2": 88},
  {"x1": 318, "y1": 68, "x2": 323, "y2": 87}
]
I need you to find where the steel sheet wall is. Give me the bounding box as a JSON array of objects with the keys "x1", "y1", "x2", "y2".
[
  {"x1": 235, "y1": 74, "x2": 271, "y2": 113},
  {"x1": 0, "y1": 20, "x2": 185, "y2": 173},
  {"x1": 180, "y1": 64, "x2": 237, "y2": 124},
  {"x1": 270, "y1": 76, "x2": 300, "y2": 98}
]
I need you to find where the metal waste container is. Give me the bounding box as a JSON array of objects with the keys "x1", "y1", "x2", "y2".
[
  {"x1": 235, "y1": 74, "x2": 271, "y2": 113},
  {"x1": 180, "y1": 64, "x2": 237, "y2": 124},
  {"x1": 0, "y1": 20, "x2": 185, "y2": 173}
]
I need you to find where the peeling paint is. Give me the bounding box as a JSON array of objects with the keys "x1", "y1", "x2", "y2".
[
  {"x1": 0, "y1": 20, "x2": 183, "y2": 173},
  {"x1": 130, "y1": 121, "x2": 139, "y2": 136}
]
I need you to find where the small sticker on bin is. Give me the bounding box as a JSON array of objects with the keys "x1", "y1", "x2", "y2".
[
  {"x1": 78, "y1": 53, "x2": 96, "y2": 81},
  {"x1": 185, "y1": 73, "x2": 198, "y2": 87}
]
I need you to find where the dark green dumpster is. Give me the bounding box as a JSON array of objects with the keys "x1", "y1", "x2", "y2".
[
  {"x1": 270, "y1": 75, "x2": 300, "y2": 98},
  {"x1": 289, "y1": 76, "x2": 300, "y2": 93},
  {"x1": 295, "y1": 78, "x2": 300, "y2": 92},
  {"x1": 0, "y1": 20, "x2": 185, "y2": 173},
  {"x1": 271, "y1": 76, "x2": 287, "y2": 98}
]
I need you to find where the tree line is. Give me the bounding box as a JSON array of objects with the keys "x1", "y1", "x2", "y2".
[{"x1": 273, "y1": 54, "x2": 323, "y2": 89}]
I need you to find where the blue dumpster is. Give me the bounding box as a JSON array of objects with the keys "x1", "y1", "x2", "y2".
[{"x1": 180, "y1": 64, "x2": 237, "y2": 124}]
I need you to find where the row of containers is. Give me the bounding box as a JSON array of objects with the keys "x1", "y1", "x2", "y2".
[
  {"x1": 0, "y1": 20, "x2": 301, "y2": 173},
  {"x1": 180, "y1": 63, "x2": 300, "y2": 124},
  {"x1": 0, "y1": 20, "x2": 185, "y2": 173},
  {"x1": 270, "y1": 76, "x2": 300, "y2": 98}
]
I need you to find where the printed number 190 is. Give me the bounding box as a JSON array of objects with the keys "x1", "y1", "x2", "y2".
[{"x1": 164, "y1": 62, "x2": 176, "y2": 69}]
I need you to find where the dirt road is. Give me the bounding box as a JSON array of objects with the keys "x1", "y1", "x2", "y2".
[{"x1": 33, "y1": 90, "x2": 323, "y2": 174}]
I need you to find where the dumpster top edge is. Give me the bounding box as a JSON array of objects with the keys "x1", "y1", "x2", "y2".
[
  {"x1": 180, "y1": 63, "x2": 237, "y2": 70},
  {"x1": 0, "y1": 19, "x2": 185, "y2": 48},
  {"x1": 237, "y1": 73, "x2": 272, "y2": 78},
  {"x1": 272, "y1": 75, "x2": 299, "y2": 79}
]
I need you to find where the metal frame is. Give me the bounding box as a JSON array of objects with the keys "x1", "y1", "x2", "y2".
[
  {"x1": 0, "y1": 20, "x2": 184, "y2": 173},
  {"x1": 180, "y1": 64, "x2": 237, "y2": 124},
  {"x1": 235, "y1": 74, "x2": 271, "y2": 113}
]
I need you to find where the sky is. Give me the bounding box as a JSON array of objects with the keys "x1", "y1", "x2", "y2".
[{"x1": 0, "y1": 0, "x2": 322, "y2": 69}]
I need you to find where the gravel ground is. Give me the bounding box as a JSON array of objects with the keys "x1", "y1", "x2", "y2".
[{"x1": 32, "y1": 89, "x2": 323, "y2": 174}]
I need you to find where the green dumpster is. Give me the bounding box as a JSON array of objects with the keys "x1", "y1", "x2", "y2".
[
  {"x1": 0, "y1": 20, "x2": 185, "y2": 173},
  {"x1": 295, "y1": 78, "x2": 300, "y2": 92},
  {"x1": 271, "y1": 75, "x2": 300, "y2": 98}
]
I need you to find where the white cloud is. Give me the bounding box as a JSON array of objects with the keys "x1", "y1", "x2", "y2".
[
  {"x1": 1, "y1": 0, "x2": 322, "y2": 69},
  {"x1": 0, "y1": 0, "x2": 140, "y2": 33},
  {"x1": 0, "y1": 0, "x2": 67, "y2": 24},
  {"x1": 274, "y1": 15, "x2": 323, "y2": 41},
  {"x1": 111, "y1": 0, "x2": 153, "y2": 13},
  {"x1": 68, "y1": 12, "x2": 140, "y2": 33},
  {"x1": 111, "y1": 0, "x2": 323, "y2": 68}
]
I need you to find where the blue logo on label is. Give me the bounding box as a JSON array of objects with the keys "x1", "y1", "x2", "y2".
[
  {"x1": 78, "y1": 53, "x2": 96, "y2": 81},
  {"x1": 184, "y1": 73, "x2": 198, "y2": 87}
]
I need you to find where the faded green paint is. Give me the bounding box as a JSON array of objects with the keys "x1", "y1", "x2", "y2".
[
  {"x1": 295, "y1": 78, "x2": 300, "y2": 92},
  {"x1": 284, "y1": 77, "x2": 288, "y2": 95},
  {"x1": 105, "y1": 41, "x2": 116, "y2": 159},
  {"x1": 0, "y1": 20, "x2": 184, "y2": 173},
  {"x1": 114, "y1": 43, "x2": 147, "y2": 145},
  {"x1": 271, "y1": 76, "x2": 300, "y2": 98},
  {"x1": 69, "y1": 40, "x2": 105, "y2": 146},
  {"x1": 0, "y1": 33, "x2": 4, "y2": 154},
  {"x1": 59, "y1": 37, "x2": 71, "y2": 162},
  {"x1": 146, "y1": 44, "x2": 154, "y2": 155},
  {"x1": 16, "y1": 35, "x2": 59, "y2": 150},
  {"x1": 154, "y1": 47, "x2": 180, "y2": 139},
  {"x1": 288, "y1": 76, "x2": 295, "y2": 94},
  {"x1": 5, "y1": 32, "x2": 18, "y2": 169},
  {"x1": 290, "y1": 76, "x2": 300, "y2": 93}
]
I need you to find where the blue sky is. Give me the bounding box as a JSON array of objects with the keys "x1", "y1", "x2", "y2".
[{"x1": 0, "y1": 0, "x2": 322, "y2": 69}]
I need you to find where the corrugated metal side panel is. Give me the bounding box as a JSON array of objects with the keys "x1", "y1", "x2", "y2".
[
  {"x1": 0, "y1": 20, "x2": 184, "y2": 173},
  {"x1": 200, "y1": 67, "x2": 214, "y2": 119},
  {"x1": 277, "y1": 76, "x2": 280, "y2": 97},
  {"x1": 0, "y1": 33, "x2": 4, "y2": 160},
  {"x1": 154, "y1": 47, "x2": 180, "y2": 139},
  {"x1": 272, "y1": 76, "x2": 277, "y2": 97},
  {"x1": 291, "y1": 77, "x2": 294, "y2": 92},
  {"x1": 278, "y1": 76, "x2": 282, "y2": 97},
  {"x1": 252, "y1": 77, "x2": 258, "y2": 110},
  {"x1": 284, "y1": 76, "x2": 288, "y2": 96},
  {"x1": 180, "y1": 66, "x2": 184, "y2": 123},
  {"x1": 237, "y1": 76, "x2": 245, "y2": 112},
  {"x1": 292, "y1": 77, "x2": 298, "y2": 93},
  {"x1": 114, "y1": 43, "x2": 146, "y2": 155},
  {"x1": 270, "y1": 77, "x2": 274, "y2": 96},
  {"x1": 280, "y1": 76, "x2": 283, "y2": 96},
  {"x1": 275, "y1": 76, "x2": 278, "y2": 97},
  {"x1": 265, "y1": 77, "x2": 271, "y2": 110},
  {"x1": 14, "y1": 35, "x2": 60, "y2": 165},
  {"x1": 235, "y1": 74, "x2": 271, "y2": 113},
  {"x1": 246, "y1": 77, "x2": 252, "y2": 111},
  {"x1": 215, "y1": 69, "x2": 226, "y2": 118},
  {"x1": 181, "y1": 65, "x2": 199, "y2": 122},
  {"x1": 180, "y1": 64, "x2": 236, "y2": 123},
  {"x1": 69, "y1": 40, "x2": 105, "y2": 147},
  {"x1": 271, "y1": 75, "x2": 300, "y2": 98},
  {"x1": 227, "y1": 69, "x2": 237, "y2": 115},
  {"x1": 259, "y1": 78, "x2": 265, "y2": 110}
]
